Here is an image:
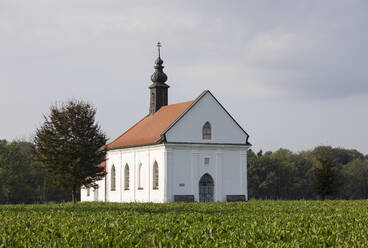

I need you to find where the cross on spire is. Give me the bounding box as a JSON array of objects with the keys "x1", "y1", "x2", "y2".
[{"x1": 157, "y1": 42, "x2": 161, "y2": 58}]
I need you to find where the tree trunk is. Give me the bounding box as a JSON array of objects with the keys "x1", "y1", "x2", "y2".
[
  {"x1": 43, "y1": 176, "x2": 47, "y2": 203},
  {"x1": 72, "y1": 187, "x2": 77, "y2": 204}
]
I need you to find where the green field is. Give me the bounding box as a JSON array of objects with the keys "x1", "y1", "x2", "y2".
[{"x1": 1, "y1": 200, "x2": 368, "y2": 247}]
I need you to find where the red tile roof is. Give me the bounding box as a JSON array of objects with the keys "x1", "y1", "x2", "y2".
[
  {"x1": 106, "y1": 100, "x2": 194, "y2": 149},
  {"x1": 97, "y1": 161, "x2": 106, "y2": 173},
  {"x1": 98, "y1": 161, "x2": 106, "y2": 169}
]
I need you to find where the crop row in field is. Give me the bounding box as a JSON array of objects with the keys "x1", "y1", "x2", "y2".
[{"x1": 1, "y1": 200, "x2": 368, "y2": 247}]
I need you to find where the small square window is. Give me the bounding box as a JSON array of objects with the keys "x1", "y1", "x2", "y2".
[{"x1": 204, "y1": 157, "x2": 210, "y2": 165}]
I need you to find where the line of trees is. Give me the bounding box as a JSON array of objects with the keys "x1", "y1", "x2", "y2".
[
  {"x1": 248, "y1": 146, "x2": 368, "y2": 200},
  {"x1": 0, "y1": 140, "x2": 71, "y2": 204}
]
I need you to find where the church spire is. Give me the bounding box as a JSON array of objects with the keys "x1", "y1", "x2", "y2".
[
  {"x1": 150, "y1": 42, "x2": 168, "y2": 85},
  {"x1": 149, "y1": 42, "x2": 170, "y2": 115}
]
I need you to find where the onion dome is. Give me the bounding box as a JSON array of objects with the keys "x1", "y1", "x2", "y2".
[{"x1": 149, "y1": 42, "x2": 169, "y2": 88}]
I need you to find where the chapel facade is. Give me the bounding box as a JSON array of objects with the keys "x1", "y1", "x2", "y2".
[{"x1": 81, "y1": 44, "x2": 251, "y2": 203}]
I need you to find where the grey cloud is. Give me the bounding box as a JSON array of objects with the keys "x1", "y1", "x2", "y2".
[{"x1": 0, "y1": 0, "x2": 367, "y2": 153}]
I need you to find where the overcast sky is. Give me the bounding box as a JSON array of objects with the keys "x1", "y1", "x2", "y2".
[{"x1": 1, "y1": 0, "x2": 367, "y2": 154}]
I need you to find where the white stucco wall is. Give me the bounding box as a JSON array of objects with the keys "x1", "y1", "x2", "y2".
[
  {"x1": 165, "y1": 92, "x2": 247, "y2": 144},
  {"x1": 80, "y1": 187, "x2": 93, "y2": 202},
  {"x1": 80, "y1": 178, "x2": 105, "y2": 202},
  {"x1": 82, "y1": 143, "x2": 249, "y2": 203},
  {"x1": 84, "y1": 144, "x2": 166, "y2": 203},
  {"x1": 167, "y1": 144, "x2": 249, "y2": 202}
]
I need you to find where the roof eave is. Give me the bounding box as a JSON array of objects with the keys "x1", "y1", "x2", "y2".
[{"x1": 107, "y1": 141, "x2": 164, "y2": 151}]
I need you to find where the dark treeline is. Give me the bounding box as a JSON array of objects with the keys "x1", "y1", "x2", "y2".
[
  {"x1": 248, "y1": 147, "x2": 368, "y2": 200},
  {"x1": 0, "y1": 140, "x2": 72, "y2": 204}
]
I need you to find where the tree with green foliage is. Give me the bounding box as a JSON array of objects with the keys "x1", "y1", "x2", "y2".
[
  {"x1": 290, "y1": 151, "x2": 315, "y2": 199},
  {"x1": 248, "y1": 146, "x2": 367, "y2": 200},
  {"x1": 33, "y1": 100, "x2": 107, "y2": 203},
  {"x1": 0, "y1": 140, "x2": 39, "y2": 203},
  {"x1": 341, "y1": 159, "x2": 368, "y2": 199},
  {"x1": 311, "y1": 147, "x2": 337, "y2": 200},
  {"x1": 0, "y1": 139, "x2": 72, "y2": 204},
  {"x1": 248, "y1": 149, "x2": 290, "y2": 199}
]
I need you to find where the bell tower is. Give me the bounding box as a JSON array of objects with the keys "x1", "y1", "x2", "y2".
[{"x1": 149, "y1": 42, "x2": 170, "y2": 115}]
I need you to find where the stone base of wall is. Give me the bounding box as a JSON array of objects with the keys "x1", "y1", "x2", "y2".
[
  {"x1": 226, "y1": 195, "x2": 246, "y2": 202},
  {"x1": 174, "y1": 195, "x2": 195, "y2": 202}
]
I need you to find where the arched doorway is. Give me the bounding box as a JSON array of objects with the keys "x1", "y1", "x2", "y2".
[{"x1": 199, "y1": 173, "x2": 214, "y2": 202}]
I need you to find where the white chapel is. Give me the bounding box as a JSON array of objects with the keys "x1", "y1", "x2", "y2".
[{"x1": 81, "y1": 44, "x2": 251, "y2": 203}]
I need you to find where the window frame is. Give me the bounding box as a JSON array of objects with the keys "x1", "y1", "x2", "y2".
[
  {"x1": 111, "y1": 164, "x2": 116, "y2": 191},
  {"x1": 202, "y1": 121, "x2": 212, "y2": 140},
  {"x1": 138, "y1": 163, "x2": 143, "y2": 190},
  {"x1": 152, "y1": 161, "x2": 159, "y2": 190},
  {"x1": 124, "y1": 164, "x2": 130, "y2": 190}
]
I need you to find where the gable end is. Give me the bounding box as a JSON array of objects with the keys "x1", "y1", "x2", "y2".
[{"x1": 162, "y1": 90, "x2": 250, "y2": 145}]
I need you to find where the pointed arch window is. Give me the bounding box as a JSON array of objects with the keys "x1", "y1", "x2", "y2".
[
  {"x1": 124, "y1": 164, "x2": 130, "y2": 190},
  {"x1": 153, "y1": 161, "x2": 159, "y2": 190},
  {"x1": 87, "y1": 188, "x2": 90, "y2": 196},
  {"x1": 202, "y1": 121, "x2": 212, "y2": 140},
  {"x1": 111, "y1": 164, "x2": 116, "y2": 191},
  {"x1": 138, "y1": 163, "x2": 143, "y2": 189}
]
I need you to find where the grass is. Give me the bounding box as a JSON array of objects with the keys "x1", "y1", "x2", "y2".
[{"x1": 1, "y1": 200, "x2": 368, "y2": 247}]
